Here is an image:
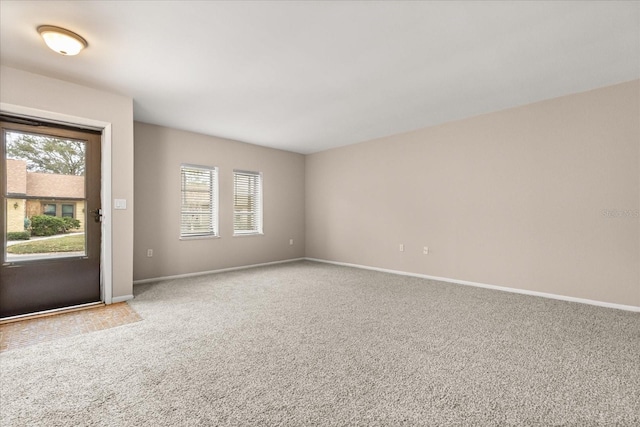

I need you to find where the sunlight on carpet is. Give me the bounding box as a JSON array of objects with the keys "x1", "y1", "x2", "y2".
[{"x1": 0, "y1": 302, "x2": 141, "y2": 352}]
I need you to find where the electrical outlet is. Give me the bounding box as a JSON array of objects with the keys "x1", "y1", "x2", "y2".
[
  {"x1": 289, "y1": 239, "x2": 294, "y2": 246},
  {"x1": 423, "y1": 246, "x2": 429, "y2": 255},
  {"x1": 147, "y1": 249, "x2": 153, "y2": 257},
  {"x1": 399, "y1": 244, "x2": 404, "y2": 252}
]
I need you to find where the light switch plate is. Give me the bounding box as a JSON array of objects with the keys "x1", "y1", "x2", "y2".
[{"x1": 114, "y1": 199, "x2": 127, "y2": 210}]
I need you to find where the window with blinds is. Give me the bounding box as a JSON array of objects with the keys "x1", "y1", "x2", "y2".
[
  {"x1": 233, "y1": 170, "x2": 263, "y2": 235},
  {"x1": 180, "y1": 164, "x2": 218, "y2": 238}
]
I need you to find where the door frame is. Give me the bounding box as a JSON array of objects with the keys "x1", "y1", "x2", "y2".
[{"x1": 1, "y1": 102, "x2": 113, "y2": 305}]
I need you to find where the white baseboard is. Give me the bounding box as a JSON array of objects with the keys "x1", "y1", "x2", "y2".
[
  {"x1": 132, "y1": 258, "x2": 306, "y2": 285},
  {"x1": 111, "y1": 294, "x2": 134, "y2": 303},
  {"x1": 305, "y1": 258, "x2": 640, "y2": 313}
]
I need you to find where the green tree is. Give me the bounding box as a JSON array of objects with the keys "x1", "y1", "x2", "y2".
[{"x1": 6, "y1": 133, "x2": 85, "y2": 175}]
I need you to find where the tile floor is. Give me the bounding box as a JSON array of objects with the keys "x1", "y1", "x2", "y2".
[{"x1": 0, "y1": 302, "x2": 142, "y2": 352}]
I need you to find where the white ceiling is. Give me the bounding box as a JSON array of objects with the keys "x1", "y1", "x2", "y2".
[{"x1": 1, "y1": 1, "x2": 639, "y2": 154}]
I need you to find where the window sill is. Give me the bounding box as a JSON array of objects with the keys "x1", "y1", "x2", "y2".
[
  {"x1": 179, "y1": 234, "x2": 220, "y2": 241},
  {"x1": 233, "y1": 232, "x2": 264, "y2": 237}
]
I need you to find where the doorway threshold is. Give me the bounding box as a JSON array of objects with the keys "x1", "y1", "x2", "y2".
[
  {"x1": 0, "y1": 301, "x2": 104, "y2": 325},
  {"x1": 0, "y1": 302, "x2": 141, "y2": 352}
]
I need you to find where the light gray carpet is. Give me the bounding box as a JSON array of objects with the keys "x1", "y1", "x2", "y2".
[{"x1": 1, "y1": 261, "x2": 638, "y2": 426}]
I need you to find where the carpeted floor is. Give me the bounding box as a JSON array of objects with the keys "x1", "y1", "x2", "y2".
[{"x1": 0, "y1": 261, "x2": 638, "y2": 426}]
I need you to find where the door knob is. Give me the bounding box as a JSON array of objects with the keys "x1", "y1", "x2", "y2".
[{"x1": 90, "y1": 208, "x2": 102, "y2": 222}]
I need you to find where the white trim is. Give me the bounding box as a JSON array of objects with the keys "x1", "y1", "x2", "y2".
[
  {"x1": 112, "y1": 294, "x2": 133, "y2": 303},
  {"x1": 101, "y1": 125, "x2": 113, "y2": 304},
  {"x1": 305, "y1": 258, "x2": 640, "y2": 313},
  {"x1": 179, "y1": 234, "x2": 221, "y2": 241},
  {"x1": 133, "y1": 258, "x2": 305, "y2": 284},
  {"x1": 0, "y1": 102, "x2": 113, "y2": 306}
]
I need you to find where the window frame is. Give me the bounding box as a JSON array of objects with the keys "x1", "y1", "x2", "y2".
[
  {"x1": 233, "y1": 169, "x2": 263, "y2": 236},
  {"x1": 180, "y1": 164, "x2": 219, "y2": 240},
  {"x1": 43, "y1": 203, "x2": 57, "y2": 216},
  {"x1": 61, "y1": 203, "x2": 74, "y2": 218}
]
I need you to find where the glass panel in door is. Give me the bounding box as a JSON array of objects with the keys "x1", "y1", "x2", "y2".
[{"x1": 4, "y1": 130, "x2": 87, "y2": 262}]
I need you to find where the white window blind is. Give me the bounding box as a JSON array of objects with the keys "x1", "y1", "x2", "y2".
[
  {"x1": 233, "y1": 170, "x2": 262, "y2": 235},
  {"x1": 180, "y1": 164, "x2": 218, "y2": 238}
]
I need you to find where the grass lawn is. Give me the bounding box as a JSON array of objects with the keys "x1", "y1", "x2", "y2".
[{"x1": 7, "y1": 234, "x2": 85, "y2": 254}]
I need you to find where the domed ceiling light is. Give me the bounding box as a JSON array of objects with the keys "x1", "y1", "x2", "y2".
[{"x1": 37, "y1": 25, "x2": 87, "y2": 56}]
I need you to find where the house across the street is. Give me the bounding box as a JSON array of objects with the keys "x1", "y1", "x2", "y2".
[{"x1": 6, "y1": 158, "x2": 85, "y2": 232}]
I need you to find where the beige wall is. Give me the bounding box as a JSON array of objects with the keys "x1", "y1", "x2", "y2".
[
  {"x1": 1, "y1": 66, "x2": 135, "y2": 300},
  {"x1": 75, "y1": 201, "x2": 86, "y2": 231},
  {"x1": 133, "y1": 122, "x2": 305, "y2": 280},
  {"x1": 306, "y1": 80, "x2": 640, "y2": 307},
  {"x1": 6, "y1": 198, "x2": 26, "y2": 233}
]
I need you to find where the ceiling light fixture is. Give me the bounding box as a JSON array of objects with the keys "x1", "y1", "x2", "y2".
[{"x1": 37, "y1": 25, "x2": 87, "y2": 56}]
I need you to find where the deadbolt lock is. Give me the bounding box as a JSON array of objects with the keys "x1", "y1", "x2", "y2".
[{"x1": 90, "y1": 208, "x2": 102, "y2": 222}]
